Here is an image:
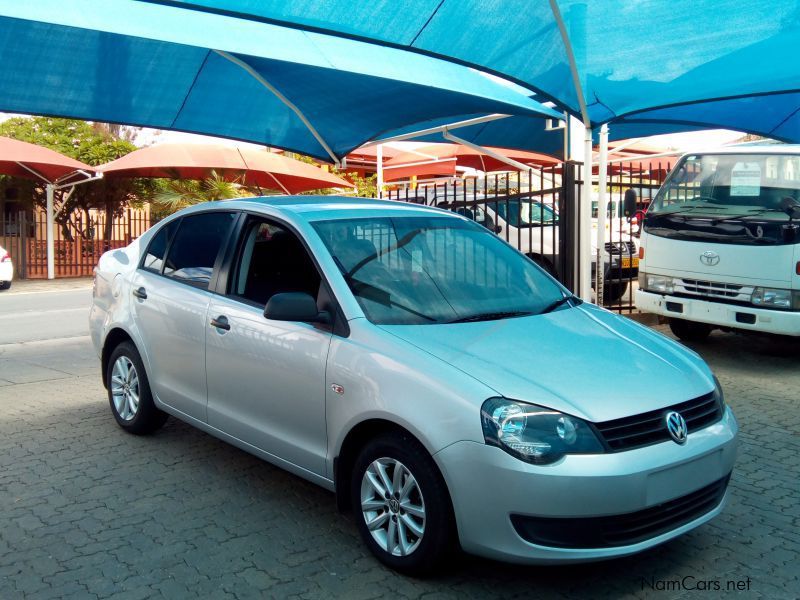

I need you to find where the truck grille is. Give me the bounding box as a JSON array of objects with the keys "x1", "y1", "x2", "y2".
[
  {"x1": 510, "y1": 475, "x2": 730, "y2": 549},
  {"x1": 594, "y1": 391, "x2": 722, "y2": 452},
  {"x1": 605, "y1": 241, "x2": 636, "y2": 255},
  {"x1": 675, "y1": 278, "x2": 754, "y2": 302}
]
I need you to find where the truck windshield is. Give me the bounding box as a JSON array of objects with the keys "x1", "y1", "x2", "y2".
[
  {"x1": 313, "y1": 215, "x2": 566, "y2": 325},
  {"x1": 649, "y1": 153, "x2": 800, "y2": 218}
]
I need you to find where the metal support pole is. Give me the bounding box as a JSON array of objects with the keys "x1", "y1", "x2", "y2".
[
  {"x1": 596, "y1": 123, "x2": 609, "y2": 306},
  {"x1": 376, "y1": 144, "x2": 383, "y2": 199},
  {"x1": 579, "y1": 128, "x2": 593, "y2": 301},
  {"x1": 46, "y1": 183, "x2": 55, "y2": 280}
]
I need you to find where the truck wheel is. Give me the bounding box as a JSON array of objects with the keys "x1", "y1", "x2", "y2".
[
  {"x1": 603, "y1": 282, "x2": 628, "y2": 303},
  {"x1": 669, "y1": 318, "x2": 713, "y2": 342}
]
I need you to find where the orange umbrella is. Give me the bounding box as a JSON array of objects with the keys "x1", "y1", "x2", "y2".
[
  {"x1": 97, "y1": 143, "x2": 353, "y2": 193},
  {"x1": 0, "y1": 135, "x2": 92, "y2": 183},
  {"x1": 382, "y1": 143, "x2": 559, "y2": 181}
]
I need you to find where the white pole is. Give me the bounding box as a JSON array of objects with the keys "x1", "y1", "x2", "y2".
[
  {"x1": 46, "y1": 183, "x2": 55, "y2": 280},
  {"x1": 376, "y1": 144, "x2": 383, "y2": 199},
  {"x1": 579, "y1": 127, "x2": 593, "y2": 301},
  {"x1": 596, "y1": 123, "x2": 609, "y2": 306}
]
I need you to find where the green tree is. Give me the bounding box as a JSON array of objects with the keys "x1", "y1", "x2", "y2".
[
  {"x1": 151, "y1": 170, "x2": 250, "y2": 218},
  {"x1": 0, "y1": 117, "x2": 155, "y2": 246}
]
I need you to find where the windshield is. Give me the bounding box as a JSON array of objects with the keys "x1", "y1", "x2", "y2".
[
  {"x1": 649, "y1": 153, "x2": 800, "y2": 218},
  {"x1": 492, "y1": 199, "x2": 557, "y2": 227},
  {"x1": 591, "y1": 200, "x2": 618, "y2": 219},
  {"x1": 313, "y1": 215, "x2": 566, "y2": 325}
]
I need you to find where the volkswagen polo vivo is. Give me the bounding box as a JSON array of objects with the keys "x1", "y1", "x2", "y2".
[{"x1": 89, "y1": 197, "x2": 737, "y2": 574}]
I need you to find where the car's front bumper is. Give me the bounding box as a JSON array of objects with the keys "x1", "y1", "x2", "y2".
[
  {"x1": 434, "y1": 407, "x2": 737, "y2": 564},
  {"x1": 636, "y1": 289, "x2": 800, "y2": 336}
]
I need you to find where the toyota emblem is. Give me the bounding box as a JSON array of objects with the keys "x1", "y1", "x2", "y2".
[
  {"x1": 665, "y1": 411, "x2": 688, "y2": 444},
  {"x1": 700, "y1": 251, "x2": 720, "y2": 266}
]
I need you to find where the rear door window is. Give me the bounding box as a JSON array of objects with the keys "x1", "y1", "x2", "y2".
[
  {"x1": 162, "y1": 212, "x2": 236, "y2": 289},
  {"x1": 142, "y1": 220, "x2": 178, "y2": 273}
]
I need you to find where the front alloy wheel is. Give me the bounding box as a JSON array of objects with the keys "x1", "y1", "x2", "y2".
[
  {"x1": 351, "y1": 432, "x2": 455, "y2": 575},
  {"x1": 360, "y1": 458, "x2": 426, "y2": 557}
]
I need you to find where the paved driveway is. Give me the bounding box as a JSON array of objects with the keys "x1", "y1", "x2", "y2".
[{"x1": 0, "y1": 292, "x2": 797, "y2": 598}]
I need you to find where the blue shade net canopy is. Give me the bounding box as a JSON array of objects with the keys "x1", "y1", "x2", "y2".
[
  {"x1": 0, "y1": 1, "x2": 562, "y2": 163},
  {"x1": 153, "y1": 0, "x2": 800, "y2": 143}
]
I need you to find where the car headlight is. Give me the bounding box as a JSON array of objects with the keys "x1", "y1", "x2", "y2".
[
  {"x1": 481, "y1": 398, "x2": 604, "y2": 465},
  {"x1": 641, "y1": 273, "x2": 674, "y2": 293},
  {"x1": 751, "y1": 287, "x2": 800, "y2": 310}
]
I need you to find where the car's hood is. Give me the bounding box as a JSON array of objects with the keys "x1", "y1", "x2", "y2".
[{"x1": 379, "y1": 304, "x2": 713, "y2": 423}]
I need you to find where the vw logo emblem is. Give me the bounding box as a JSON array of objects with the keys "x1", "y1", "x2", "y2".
[
  {"x1": 665, "y1": 411, "x2": 688, "y2": 444},
  {"x1": 699, "y1": 250, "x2": 720, "y2": 266}
]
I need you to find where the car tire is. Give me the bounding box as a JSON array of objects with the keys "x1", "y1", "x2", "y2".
[
  {"x1": 669, "y1": 318, "x2": 713, "y2": 342},
  {"x1": 0, "y1": 281, "x2": 10, "y2": 290},
  {"x1": 106, "y1": 341, "x2": 168, "y2": 435},
  {"x1": 351, "y1": 432, "x2": 455, "y2": 576}
]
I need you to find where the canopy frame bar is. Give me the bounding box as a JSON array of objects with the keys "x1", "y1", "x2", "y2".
[
  {"x1": 363, "y1": 113, "x2": 512, "y2": 147},
  {"x1": 214, "y1": 50, "x2": 341, "y2": 167},
  {"x1": 442, "y1": 130, "x2": 532, "y2": 172},
  {"x1": 548, "y1": 0, "x2": 591, "y2": 128}
]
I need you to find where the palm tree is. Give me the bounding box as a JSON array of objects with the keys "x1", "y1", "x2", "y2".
[{"x1": 152, "y1": 170, "x2": 249, "y2": 215}]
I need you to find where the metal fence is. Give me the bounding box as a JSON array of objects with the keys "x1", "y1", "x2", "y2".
[
  {"x1": 386, "y1": 160, "x2": 671, "y2": 313},
  {"x1": 0, "y1": 208, "x2": 150, "y2": 279}
]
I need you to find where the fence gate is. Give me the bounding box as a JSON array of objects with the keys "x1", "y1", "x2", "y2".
[
  {"x1": 0, "y1": 208, "x2": 150, "y2": 279},
  {"x1": 385, "y1": 159, "x2": 671, "y2": 314}
]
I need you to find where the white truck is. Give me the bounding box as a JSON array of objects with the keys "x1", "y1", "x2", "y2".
[{"x1": 636, "y1": 146, "x2": 800, "y2": 340}]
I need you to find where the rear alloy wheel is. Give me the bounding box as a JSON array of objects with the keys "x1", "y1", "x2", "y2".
[
  {"x1": 351, "y1": 433, "x2": 455, "y2": 575},
  {"x1": 106, "y1": 341, "x2": 168, "y2": 434},
  {"x1": 669, "y1": 318, "x2": 713, "y2": 342}
]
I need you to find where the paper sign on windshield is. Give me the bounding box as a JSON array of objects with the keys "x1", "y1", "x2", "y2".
[{"x1": 730, "y1": 162, "x2": 761, "y2": 196}]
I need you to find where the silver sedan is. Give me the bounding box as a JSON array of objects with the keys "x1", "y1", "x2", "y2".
[{"x1": 90, "y1": 197, "x2": 737, "y2": 574}]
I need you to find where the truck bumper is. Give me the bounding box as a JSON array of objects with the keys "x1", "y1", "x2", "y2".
[{"x1": 636, "y1": 290, "x2": 800, "y2": 336}]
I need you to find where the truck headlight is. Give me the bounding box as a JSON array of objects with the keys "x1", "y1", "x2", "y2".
[
  {"x1": 751, "y1": 287, "x2": 800, "y2": 310},
  {"x1": 481, "y1": 398, "x2": 604, "y2": 465},
  {"x1": 641, "y1": 273, "x2": 674, "y2": 293}
]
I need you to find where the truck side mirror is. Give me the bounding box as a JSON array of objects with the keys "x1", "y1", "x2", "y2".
[{"x1": 623, "y1": 190, "x2": 637, "y2": 218}]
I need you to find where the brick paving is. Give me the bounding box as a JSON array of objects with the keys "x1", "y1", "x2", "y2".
[{"x1": 0, "y1": 327, "x2": 797, "y2": 599}]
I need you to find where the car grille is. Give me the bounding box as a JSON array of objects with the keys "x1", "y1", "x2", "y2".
[
  {"x1": 510, "y1": 475, "x2": 730, "y2": 549},
  {"x1": 594, "y1": 391, "x2": 722, "y2": 452},
  {"x1": 605, "y1": 241, "x2": 636, "y2": 255},
  {"x1": 675, "y1": 278, "x2": 754, "y2": 302}
]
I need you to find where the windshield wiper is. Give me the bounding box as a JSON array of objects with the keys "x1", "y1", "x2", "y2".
[
  {"x1": 654, "y1": 205, "x2": 728, "y2": 217},
  {"x1": 447, "y1": 310, "x2": 533, "y2": 324},
  {"x1": 540, "y1": 294, "x2": 576, "y2": 314}
]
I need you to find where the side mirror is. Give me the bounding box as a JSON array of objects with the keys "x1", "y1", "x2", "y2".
[
  {"x1": 623, "y1": 190, "x2": 637, "y2": 218},
  {"x1": 264, "y1": 292, "x2": 331, "y2": 324},
  {"x1": 780, "y1": 197, "x2": 800, "y2": 220}
]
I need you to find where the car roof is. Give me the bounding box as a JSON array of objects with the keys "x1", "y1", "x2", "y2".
[{"x1": 181, "y1": 195, "x2": 453, "y2": 222}]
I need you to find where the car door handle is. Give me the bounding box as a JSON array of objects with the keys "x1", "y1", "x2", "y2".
[
  {"x1": 210, "y1": 315, "x2": 230, "y2": 331},
  {"x1": 132, "y1": 286, "x2": 147, "y2": 300}
]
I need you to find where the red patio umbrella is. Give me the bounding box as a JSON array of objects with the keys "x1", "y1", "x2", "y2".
[
  {"x1": 97, "y1": 143, "x2": 353, "y2": 193},
  {"x1": 382, "y1": 143, "x2": 559, "y2": 182},
  {"x1": 0, "y1": 135, "x2": 92, "y2": 183}
]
